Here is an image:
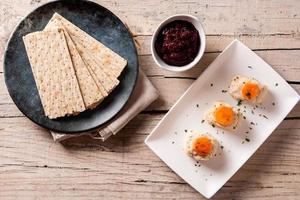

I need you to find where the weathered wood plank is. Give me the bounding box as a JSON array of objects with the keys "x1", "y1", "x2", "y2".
[
  {"x1": 2, "y1": 0, "x2": 299, "y2": 37},
  {"x1": 139, "y1": 50, "x2": 300, "y2": 81},
  {"x1": 98, "y1": 0, "x2": 300, "y2": 35},
  {"x1": 135, "y1": 35, "x2": 300, "y2": 55},
  {"x1": 1, "y1": 75, "x2": 299, "y2": 117},
  {"x1": 0, "y1": 115, "x2": 299, "y2": 199}
]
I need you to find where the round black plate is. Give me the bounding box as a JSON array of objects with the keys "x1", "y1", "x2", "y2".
[{"x1": 4, "y1": 0, "x2": 138, "y2": 133}]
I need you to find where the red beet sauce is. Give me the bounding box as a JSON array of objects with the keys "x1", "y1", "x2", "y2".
[{"x1": 155, "y1": 20, "x2": 200, "y2": 66}]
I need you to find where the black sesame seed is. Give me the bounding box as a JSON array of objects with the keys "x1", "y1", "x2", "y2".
[
  {"x1": 210, "y1": 83, "x2": 213, "y2": 87},
  {"x1": 212, "y1": 124, "x2": 215, "y2": 128},
  {"x1": 245, "y1": 138, "x2": 250, "y2": 142},
  {"x1": 222, "y1": 90, "x2": 227, "y2": 93},
  {"x1": 196, "y1": 104, "x2": 199, "y2": 108},
  {"x1": 248, "y1": 66, "x2": 253, "y2": 69},
  {"x1": 184, "y1": 129, "x2": 187, "y2": 133},
  {"x1": 221, "y1": 145, "x2": 224, "y2": 149},
  {"x1": 201, "y1": 120, "x2": 205, "y2": 123},
  {"x1": 275, "y1": 83, "x2": 278, "y2": 86},
  {"x1": 262, "y1": 115, "x2": 269, "y2": 119},
  {"x1": 237, "y1": 100, "x2": 242, "y2": 106},
  {"x1": 272, "y1": 102, "x2": 275, "y2": 106}
]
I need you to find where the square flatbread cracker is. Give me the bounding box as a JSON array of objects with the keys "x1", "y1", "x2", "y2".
[
  {"x1": 23, "y1": 33, "x2": 54, "y2": 117},
  {"x1": 23, "y1": 29, "x2": 85, "y2": 118},
  {"x1": 50, "y1": 13, "x2": 127, "y2": 78},
  {"x1": 45, "y1": 19, "x2": 104, "y2": 109}
]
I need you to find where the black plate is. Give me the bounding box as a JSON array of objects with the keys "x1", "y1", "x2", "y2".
[{"x1": 4, "y1": 0, "x2": 138, "y2": 133}]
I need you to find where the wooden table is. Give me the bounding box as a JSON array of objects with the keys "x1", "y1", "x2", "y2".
[{"x1": 1, "y1": 0, "x2": 299, "y2": 199}]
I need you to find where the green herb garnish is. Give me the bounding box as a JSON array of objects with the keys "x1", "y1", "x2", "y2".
[
  {"x1": 237, "y1": 100, "x2": 242, "y2": 106},
  {"x1": 262, "y1": 115, "x2": 269, "y2": 119}
]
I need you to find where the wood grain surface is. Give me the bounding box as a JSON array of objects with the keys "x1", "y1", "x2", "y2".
[{"x1": 0, "y1": 0, "x2": 299, "y2": 199}]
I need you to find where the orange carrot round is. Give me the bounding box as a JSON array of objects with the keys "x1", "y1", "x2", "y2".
[
  {"x1": 242, "y1": 82, "x2": 260, "y2": 100},
  {"x1": 193, "y1": 137, "x2": 213, "y2": 157},
  {"x1": 214, "y1": 106, "x2": 235, "y2": 126}
]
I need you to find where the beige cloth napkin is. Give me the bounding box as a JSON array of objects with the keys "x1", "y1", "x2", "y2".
[{"x1": 50, "y1": 70, "x2": 159, "y2": 142}]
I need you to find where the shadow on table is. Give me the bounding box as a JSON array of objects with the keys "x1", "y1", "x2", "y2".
[{"x1": 57, "y1": 113, "x2": 148, "y2": 152}]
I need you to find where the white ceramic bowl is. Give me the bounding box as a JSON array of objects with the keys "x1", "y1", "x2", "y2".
[{"x1": 151, "y1": 14, "x2": 206, "y2": 72}]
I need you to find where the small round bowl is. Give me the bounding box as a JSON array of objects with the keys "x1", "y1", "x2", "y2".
[{"x1": 151, "y1": 14, "x2": 206, "y2": 72}]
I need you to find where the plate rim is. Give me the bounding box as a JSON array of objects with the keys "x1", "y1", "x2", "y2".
[
  {"x1": 145, "y1": 39, "x2": 300, "y2": 198},
  {"x1": 3, "y1": 0, "x2": 139, "y2": 133}
]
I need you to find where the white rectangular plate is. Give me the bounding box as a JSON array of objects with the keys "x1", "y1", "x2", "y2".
[{"x1": 145, "y1": 40, "x2": 299, "y2": 198}]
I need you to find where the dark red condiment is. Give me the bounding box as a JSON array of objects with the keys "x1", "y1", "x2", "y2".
[{"x1": 155, "y1": 20, "x2": 200, "y2": 66}]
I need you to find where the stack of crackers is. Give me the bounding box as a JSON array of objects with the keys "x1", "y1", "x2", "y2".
[{"x1": 23, "y1": 13, "x2": 127, "y2": 119}]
